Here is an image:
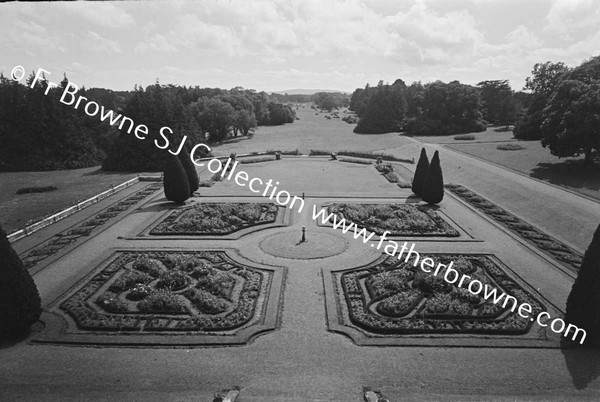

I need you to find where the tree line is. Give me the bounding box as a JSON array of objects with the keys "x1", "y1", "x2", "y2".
[
  {"x1": 349, "y1": 78, "x2": 527, "y2": 135},
  {"x1": 0, "y1": 76, "x2": 296, "y2": 172},
  {"x1": 269, "y1": 91, "x2": 350, "y2": 111},
  {"x1": 349, "y1": 55, "x2": 600, "y2": 166},
  {"x1": 515, "y1": 56, "x2": 600, "y2": 166}
]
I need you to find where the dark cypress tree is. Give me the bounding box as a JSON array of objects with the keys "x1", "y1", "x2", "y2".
[
  {"x1": 0, "y1": 223, "x2": 42, "y2": 340},
  {"x1": 412, "y1": 147, "x2": 429, "y2": 196},
  {"x1": 566, "y1": 222, "x2": 600, "y2": 346},
  {"x1": 178, "y1": 147, "x2": 199, "y2": 196},
  {"x1": 163, "y1": 154, "x2": 190, "y2": 204},
  {"x1": 421, "y1": 150, "x2": 444, "y2": 205}
]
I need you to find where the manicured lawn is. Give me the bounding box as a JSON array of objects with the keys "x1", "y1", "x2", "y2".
[
  {"x1": 445, "y1": 140, "x2": 600, "y2": 200},
  {"x1": 0, "y1": 167, "x2": 140, "y2": 232},
  {"x1": 212, "y1": 105, "x2": 412, "y2": 156},
  {"x1": 412, "y1": 126, "x2": 516, "y2": 144},
  {"x1": 0, "y1": 106, "x2": 412, "y2": 234}
]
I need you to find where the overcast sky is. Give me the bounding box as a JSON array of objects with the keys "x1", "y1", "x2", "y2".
[{"x1": 1, "y1": 0, "x2": 599, "y2": 93}]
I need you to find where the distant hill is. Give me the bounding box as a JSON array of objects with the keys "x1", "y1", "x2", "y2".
[{"x1": 271, "y1": 89, "x2": 350, "y2": 95}]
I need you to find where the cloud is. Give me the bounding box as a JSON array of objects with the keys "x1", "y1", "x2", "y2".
[
  {"x1": 385, "y1": 2, "x2": 483, "y2": 65},
  {"x1": 2, "y1": 0, "x2": 599, "y2": 92},
  {"x1": 1, "y1": 16, "x2": 67, "y2": 54},
  {"x1": 61, "y1": 2, "x2": 135, "y2": 29},
  {"x1": 545, "y1": 0, "x2": 600, "y2": 37},
  {"x1": 85, "y1": 31, "x2": 121, "y2": 53},
  {"x1": 135, "y1": 34, "x2": 177, "y2": 54},
  {"x1": 505, "y1": 25, "x2": 543, "y2": 49}
]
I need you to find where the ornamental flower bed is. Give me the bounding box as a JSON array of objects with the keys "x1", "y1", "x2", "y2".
[
  {"x1": 336, "y1": 254, "x2": 546, "y2": 335},
  {"x1": 150, "y1": 203, "x2": 279, "y2": 235},
  {"x1": 59, "y1": 251, "x2": 269, "y2": 332},
  {"x1": 326, "y1": 203, "x2": 459, "y2": 237}
]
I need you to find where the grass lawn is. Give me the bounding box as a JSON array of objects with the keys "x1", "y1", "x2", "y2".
[
  {"x1": 0, "y1": 167, "x2": 140, "y2": 233},
  {"x1": 0, "y1": 106, "x2": 412, "y2": 234},
  {"x1": 212, "y1": 104, "x2": 412, "y2": 156},
  {"x1": 446, "y1": 140, "x2": 600, "y2": 200},
  {"x1": 412, "y1": 126, "x2": 516, "y2": 144}
]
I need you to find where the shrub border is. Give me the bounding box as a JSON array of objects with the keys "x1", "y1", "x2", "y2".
[
  {"x1": 446, "y1": 184, "x2": 583, "y2": 271},
  {"x1": 19, "y1": 182, "x2": 163, "y2": 275}
]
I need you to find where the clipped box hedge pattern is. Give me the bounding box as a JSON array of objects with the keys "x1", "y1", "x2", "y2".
[
  {"x1": 60, "y1": 251, "x2": 270, "y2": 332},
  {"x1": 336, "y1": 254, "x2": 546, "y2": 335}
]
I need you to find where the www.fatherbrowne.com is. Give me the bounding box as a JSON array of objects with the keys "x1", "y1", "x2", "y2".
[
  {"x1": 21, "y1": 66, "x2": 586, "y2": 345},
  {"x1": 311, "y1": 206, "x2": 587, "y2": 345}
]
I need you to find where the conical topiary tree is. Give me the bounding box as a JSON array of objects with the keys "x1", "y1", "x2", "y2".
[
  {"x1": 163, "y1": 154, "x2": 190, "y2": 204},
  {"x1": 412, "y1": 147, "x2": 429, "y2": 196},
  {"x1": 0, "y1": 223, "x2": 42, "y2": 340},
  {"x1": 566, "y1": 222, "x2": 600, "y2": 346},
  {"x1": 421, "y1": 150, "x2": 444, "y2": 205},
  {"x1": 178, "y1": 148, "x2": 199, "y2": 196}
]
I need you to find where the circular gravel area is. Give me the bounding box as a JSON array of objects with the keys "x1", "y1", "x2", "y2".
[{"x1": 260, "y1": 230, "x2": 348, "y2": 259}]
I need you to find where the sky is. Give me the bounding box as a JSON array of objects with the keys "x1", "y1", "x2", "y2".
[{"x1": 1, "y1": 0, "x2": 599, "y2": 93}]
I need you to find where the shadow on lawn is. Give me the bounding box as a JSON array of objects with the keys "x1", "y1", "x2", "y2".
[
  {"x1": 561, "y1": 338, "x2": 600, "y2": 389},
  {"x1": 530, "y1": 160, "x2": 600, "y2": 196}
]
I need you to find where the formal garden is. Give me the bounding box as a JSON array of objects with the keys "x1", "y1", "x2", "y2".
[
  {"x1": 0, "y1": 67, "x2": 598, "y2": 401},
  {"x1": 2, "y1": 141, "x2": 589, "y2": 353}
]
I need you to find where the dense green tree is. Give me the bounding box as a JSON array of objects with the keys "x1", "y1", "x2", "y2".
[
  {"x1": 163, "y1": 154, "x2": 190, "y2": 203},
  {"x1": 268, "y1": 92, "x2": 312, "y2": 104},
  {"x1": 477, "y1": 80, "x2": 516, "y2": 126},
  {"x1": 313, "y1": 92, "x2": 336, "y2": 111},
  {"x1": 354, "y1": 80, "x2": 407, "y2": 134},
  {"x1": 0, "y1": 70, "x2": 297, "y2": 173},
  {"x1": 403, "y1": 80, "x2": 485, "y2": 136},
  {"x1": 0, "y1": 223, "x2": 42, "y2": 340},
  {"x1": 412, "y1": 147, "x2": 429, "y2": 196},
  {"x1": 266, "y1": 101, "x2": 295, "y2": 125},
  {"x1": 220, "y1": 94, "x2": 257, "y2": 136},
  {"x1": 245, "y1": 90, "x2": 270, "y2": 125},
  {"x1": 566, "y1": 222, "x2": 600, "y2": 346},
  {"x1": 312, "y1": 92, "x2": 349, "y2": 111},
  {"x1": 541, "y1": 78, "x2": 600, "y2": 166},
  {"x1": 102, "y1": 83, "x2": 191, "y2": 171},
  {"x1": 349, "y1": 83, "x2": 375, "y2": 117},
  {"x1": 195, "y1": 98, "x2": 236, "y2": 142},
  {"x1": 525, "y1": 61, "x2": 570, "y2": 96},
  {"x1": 178, "y1": 147, "x2": 199, "y2": 195},
  {"x1": 405, "y1": 82, "x2": 425, "y2": 117},
  {"x1": 514, "y1": 61, "x2": 570, "y2": 140},
  {"x1": 0, "y1": 74, "x2": 102, "y2": 171},
  {"x1": 234, "y1": 109, "x2": 257, "y2": 136},
  {"x1": 540, "y1": 56, "x2": 600, "y2": 166},
  {"x1": 421, "y1": 150, "x2": 444, "y2": 205}
]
